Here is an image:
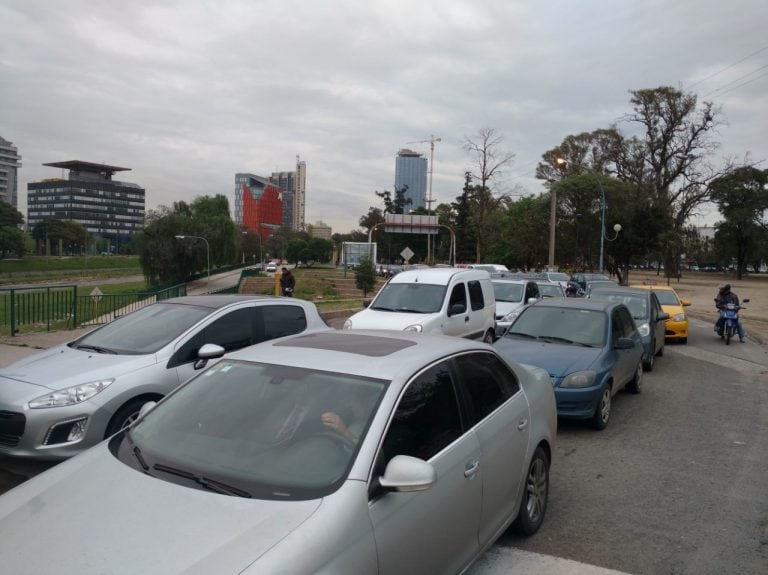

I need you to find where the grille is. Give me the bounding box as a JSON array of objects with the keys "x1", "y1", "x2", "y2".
[{"x1": 0, "y1": 410, "x2": 26, "y2": 447}]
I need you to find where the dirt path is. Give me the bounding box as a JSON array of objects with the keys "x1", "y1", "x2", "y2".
[{"x1": 626, "y1": 271, "x2": 768, "y2": 343}]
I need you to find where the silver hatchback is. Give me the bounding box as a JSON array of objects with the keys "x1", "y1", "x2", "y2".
[
  {"x1": 0, "y1": 295, "x2": 329, "y2": 460},
  {"x1": 0, "y1": 330, "x2": 557, "y2": 574}
]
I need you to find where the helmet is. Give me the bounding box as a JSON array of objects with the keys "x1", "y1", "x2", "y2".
[{"x1": 719, "y1": 283, "x2": 731, "y2": 292}]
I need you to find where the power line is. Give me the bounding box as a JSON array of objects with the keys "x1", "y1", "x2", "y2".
[
  {"x1": 687, "y1": 44, "x2": 768, "y2": 89},
  {"x1": 704, "y1": 68, "x2": 768, "y2": 98}
]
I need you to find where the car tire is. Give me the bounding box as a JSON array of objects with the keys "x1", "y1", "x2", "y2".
[
  {"x1": 482, "y1": 330, "x2": 495, "y2": 344},
  {"x1": 591, "y1": 385, "x2": 611, "y2": 430},
  {"x1": 105, "y1": 397, "x2": 160, "y2": 438},
  {"x1": 680, "y1": 337, "x2": 688, "y2": 344},
  {"x1": 656, "y1": 342, "x2": 664, "y2": 357},
  {"x1": 512, "y1": 446, "x2": 549, "y2": 536},
  {"x1": 643, "y1": 344, "x2": 654, "y2": 372},
  {"x1": 626, "y1": 362, "x2": 643, "y2": 394}
]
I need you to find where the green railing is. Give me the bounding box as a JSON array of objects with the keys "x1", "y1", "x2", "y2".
[{"x1": 0, "y1": 283, "x2": 187, "y2": 336}]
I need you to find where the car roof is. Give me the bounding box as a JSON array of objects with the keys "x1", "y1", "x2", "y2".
[
  {"x1": 530, "y1": 297, "x2": 621, "y2": 313},
  {"x1": 589, "y1": 287, "x2": 654, "y2": 298},
  {"x1": 162, "y1": 295, "x2": 311, "y2": 310},
  {"x1": 629, "y1": 283, "x2": 678, "y2": 293},
  {"x1": 388, "y1": 267, "x2": 490, "y2": 284},
  {"x1": 227, "y1": 330, "x2": 489, "y2": 381}
]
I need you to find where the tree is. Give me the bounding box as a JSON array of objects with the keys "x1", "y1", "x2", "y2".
[
  {"x1": 354, "y1": 256, "x2": 377, "y2": 298},
  {"x1": 710, "y1": 166, "x2": 768, "y2": 279},
  {"x1": 463, "y1": 128, "x2": 515, "y2": 262},
  {"x1": 0, "y1": 201, "x2": 26, "y2": 259},
  {"x1": 375, "y1": 185, "x2": 411, "y2": 215}
]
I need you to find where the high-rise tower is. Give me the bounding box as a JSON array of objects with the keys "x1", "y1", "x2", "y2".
[
  {"x1": 0, "y1": 136, "x2": 22, "y2": 208},
  {"x1": 394, "y1": 149, "x2": 427, "y2": 210}
]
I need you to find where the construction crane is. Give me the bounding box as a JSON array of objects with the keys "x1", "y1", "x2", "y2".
[{"x1": 406, "y1": 135, "x2": 441, "y2": 264}]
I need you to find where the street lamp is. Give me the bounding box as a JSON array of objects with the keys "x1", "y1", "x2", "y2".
[
  {"x1": 175, "y1": 235, "x2": 210, "y2": 284},
  {"x1": 548, "y1": 158, "x2": 568, "y2": 270},
  {"x1": 598, "y1": 181, "x2": 622, "y2": 273}
]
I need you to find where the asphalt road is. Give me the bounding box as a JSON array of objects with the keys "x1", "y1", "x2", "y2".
[{"x1": 2, "y1": 314, "x2": 767, "y2": 574}]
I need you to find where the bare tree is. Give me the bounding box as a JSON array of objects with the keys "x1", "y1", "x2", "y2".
[{"x1": 463, "y1": 128, "x2": 515, "y2": 262}]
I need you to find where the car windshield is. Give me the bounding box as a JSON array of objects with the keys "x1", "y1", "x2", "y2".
[
  {"x1": 493, "y1": 282, "x2": 524, "y2": 302},
  {"x1": 652, "y1": 290, "x2": 680, "y2": 305},
  {"x1": 537, "y1": 284, "x2": 563, "y2": 297},
  {"x1": 370, "y1": 283, "x2": 447, "y2": 313},
  {"x1": 547, "y1": 273, "x2": 570, "y2": 282},
  {"x1": 118, "y1": 360, "x2": 387, "y2": 500},
  {"x1": 73, "y1": 302, "x2": 212, "y2": 354},
  {"x1": 593, "y1": 294, "x2": 648, "y2": 320},
  {"x1": 506, "y1": 306, "x2": 606, "y2": 347}
]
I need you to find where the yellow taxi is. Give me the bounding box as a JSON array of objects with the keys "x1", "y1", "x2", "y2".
[{"x1": 630, "y1": 282, "x2": 691, "y2": 343}]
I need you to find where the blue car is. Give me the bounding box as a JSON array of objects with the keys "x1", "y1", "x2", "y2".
[{"x1": 494, "y1": 298, "x2": 644, "y2": 430}]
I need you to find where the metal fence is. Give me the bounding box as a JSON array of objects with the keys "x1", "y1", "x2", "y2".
[{"x1": 0, "y1": 284, "x2": 187, "y2": 336}]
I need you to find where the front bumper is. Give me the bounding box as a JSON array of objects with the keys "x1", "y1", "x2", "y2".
[
  {"x1": 664, "y1": 318, "x2": 689, "y2": 339},
  {"x1": 553, "y1": 381, "x2": 605, "y2": 419}
]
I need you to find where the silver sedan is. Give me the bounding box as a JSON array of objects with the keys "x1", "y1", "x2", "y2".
[
  {"x1": 0, "y1": 330, "x2": 557, "y2": 574},
  {"x1": 0, "y1": 295, "x2": 329, "y2": 460}
]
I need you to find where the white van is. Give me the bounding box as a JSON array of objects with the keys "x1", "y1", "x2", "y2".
[{"x1": 343, "y1": 268, "x2": 496, "y2": 342}]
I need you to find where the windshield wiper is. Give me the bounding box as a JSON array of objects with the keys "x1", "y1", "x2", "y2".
[
  {"x1": 394, "y1": 307, "x2": 428, "y2": 313},
  {"x1": 370, "y1": 306, "x2": 396, "y2": 311},
  {"x1": 505, "y1": 332, "x2": 539, "y2": 340},
  {"x1": 75, "y1": 344, "x2": 117, "y2": 354},
  {"x1": 540, "y1": 336, "x2": 592, "y2": 347},
  {"x1": 153, "y1": 463, "x2": 252, "y2": 498}
]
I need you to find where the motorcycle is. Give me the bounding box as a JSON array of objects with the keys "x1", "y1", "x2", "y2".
[{"x1": 716, "y1": 298, "x2": 749, "y2": 345}]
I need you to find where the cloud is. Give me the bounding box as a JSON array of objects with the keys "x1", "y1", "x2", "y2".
[{"x1": 1, "y1": 0, "x2": 766, "y2": 233}]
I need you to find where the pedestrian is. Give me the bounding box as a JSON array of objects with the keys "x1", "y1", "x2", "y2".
[{"x1": 280, "y1": 267, "x2": 295, "y2": 297}]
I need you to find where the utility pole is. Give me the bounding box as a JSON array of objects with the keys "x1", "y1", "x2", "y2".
[{"x1": 406, "y1": 135, "x2": 441, "y2": 263}]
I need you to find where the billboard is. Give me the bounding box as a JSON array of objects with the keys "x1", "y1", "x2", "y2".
[{"x1": 384, "y1": 213, "x2": 439, "y2": 235}]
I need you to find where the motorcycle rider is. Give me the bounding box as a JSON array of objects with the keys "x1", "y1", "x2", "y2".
[{"x1": 714, "y1": 283, "x2": 745, "y2": 342}]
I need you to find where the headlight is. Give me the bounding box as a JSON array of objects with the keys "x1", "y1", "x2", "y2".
[
  {"x1": 342, "y1": 319, "x2": 352, "y2": 329},
  {"x1": 673, "y1": 313, "x2": 686, "y2": 322},
  {"x1": 502, "y1": 310, "x2": 523, "y2": 322},
  {"x1": 29, "y1": 379, "x2": 114, "y2": 409},
  {"x1": 560, "y1": 371, "x2": 596, "y2": 388},
  {"x1": 637, "y1": 322, "x2": 650, "y2": 337},
  {"x1": 404, "y1": 324, "x2": 423, "y2": 333}
]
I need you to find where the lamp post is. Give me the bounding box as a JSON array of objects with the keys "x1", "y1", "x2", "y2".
[
  {"x1": 598, "y1": 180, "x2": 622, "y2": 273},
  {"x1": 175, "y1": 235, "x2": 210, "y2": 284}
]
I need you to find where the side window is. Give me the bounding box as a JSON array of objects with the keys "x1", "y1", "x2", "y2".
[
  {"x1": 380, "y1": 362, "x2": 462, "y2": 465},
  {"x1": 525, "y1": 282, "x2": 539, "y2": 301},
  {"x1": 447, "y1": 283, "x2": 467, "y2": 315},
  {"x1": 258, "y1": 305, "x2": 308, "y2": 342},
  {"x1": 468, "y1": 280, "x2": 485, "y2": 311},
  {"x1": 170, "y1": 308, "x2": 255, "y2": 366},
  {"x1": 453, "y1": 352, "x2": 519, "y2": 424},
  {"x1": 613, "y1": 308, "x2": 635, "y2": 341}
]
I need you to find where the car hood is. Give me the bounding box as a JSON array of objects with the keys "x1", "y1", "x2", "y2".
[
  {"x1": 661, "y1": 304, "x2": 685, "y2": 317},
  {"x1": 495, "y1": 338, "x2": 601, "y2": 378},
  {"x1": 0, "y1": 344, "x2": 157, "y2": 390},
  {"x1": 346, "y1": 308, "x2": 441, "y2": 331},
  {"x1": 0, "y1": 444, "x2": 322, "y2": 574},
  {"x1": 495, "y1": 301, "x2": 524, "y2": 315}
]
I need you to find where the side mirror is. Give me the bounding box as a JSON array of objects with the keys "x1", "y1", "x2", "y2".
[
  {"x1": 194, "y1": 343, "x2": 226, "y2": 370},
  {"x1": 615, "y1": 337, "x2": 636, "y2": 350},
  {"x1": 743, "y1": 298, "x2": 750, "y2": 304},
  {"x1": 378, "y1": 455, "x2": 437, "y2": 492},
  {"x1": 681, "y1": 300, "x2": 691, "y2": 306},
  {"x1": 658, "y1": 312, "x2": 670, "y2": 322},
  {"x1": 527, "y1": 297, "x2": 538, "y2": 304},
  {"x1": 448, "y1": 302, "x2": 467, "y2": 316},
  {"x1": 138, "y1": 401, "x2": 157, "y2": 419}
]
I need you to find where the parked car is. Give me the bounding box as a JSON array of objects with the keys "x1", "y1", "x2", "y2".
[
  {"x1": 492, "y1": 278, "x2": 540, "y2": 337},
  {"x1": 344, "y1": 268, "x2": 496, "y2": 343},
  {"x1": 494, "y1": 298, "x2": 644, "y2": 430},
  {"x1": 630, "y1": 282, "x2": 691, "y2": 343},
  {"x1": 571, "y1": 272, "x2": 610, "y2": 291},
  {"x1": 0, "y1": 295, "x2": 329, "y2": 460},
  {"x1": 588, "y1": 287, "x2": 668, "y2": 371},
  {"x1": 583, "y1": 279, "x2": 620, "y2": 296},
  {"x1": 265, "y1": 262, "x2": 278, "y2": 272},
  {"x1": 0, "y1": 330, "x2": 557, "y2": 574},
  {"x1": 534, "y1": 280, "x2": 566, "y2": 299},
  {"x1": 541, "y1": 271, "x2": 571, "y2": 291}
]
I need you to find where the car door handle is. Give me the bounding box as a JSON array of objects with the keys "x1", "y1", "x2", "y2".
[
  {"x1": 464, "y1": 460, "x2": 480, "y2": 478},
  {"x1": 464, "y1": 316, "x2": 469, "y2": 322},
  {"x1": 517, "y1": 418, "x2": 528, "y2": 430}
]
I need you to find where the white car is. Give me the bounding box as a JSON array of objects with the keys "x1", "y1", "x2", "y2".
[
  {"x1": 0, "y1": 295, "x2": 329, "y2": 460},
  {"x1": 344, "y1": 268, "x2": 496, "y2": 343},
  {"x1": 0, "y1": 330, "x2": 557, "y2": 574},
  {"x1": 493, "y1": 278, "x2": 540, "y2": 337}
]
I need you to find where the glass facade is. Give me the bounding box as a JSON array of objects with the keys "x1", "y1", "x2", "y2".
[{"x1": 395, "y1": 149, "x2": 427, "y2": 211}]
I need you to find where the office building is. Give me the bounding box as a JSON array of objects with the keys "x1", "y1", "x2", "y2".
[
  {"x1": 269, "y1": 156, "x2": 306, "y2": 231},
  {"x1": 395, "y1": 149, "x2": 427, "y2": 211},
  {"x1": 310, "y1": 220, "x2": 332, "y2": 240},
  {"x1": 234, "y1": 173, "x2": 283, "y2": 240},
  {"x1": 0, "y1": 136, "x2": 22, "y2": 209},
  {"x1": 27, "y1": 161, "x2": 145, "y2": 248}
]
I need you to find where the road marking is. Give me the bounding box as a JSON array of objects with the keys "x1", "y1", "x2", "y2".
[{"x1": 470, "y1": 547, "x2": 630, "y2": 574}]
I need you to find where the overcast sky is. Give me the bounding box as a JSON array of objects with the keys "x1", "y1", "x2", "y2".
[{"x1": 2, "y1": 0, "x2": 766, "y2": 233}]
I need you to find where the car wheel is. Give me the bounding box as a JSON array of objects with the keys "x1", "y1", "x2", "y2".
[
  {"x1": 482, "y1": 330, "x2": 495, "y2": 344},
  {"x1": 512, "y1": 446, "x2": 549, "y2": 536},
  {"x1": 591, "y1": 386, "x2": 611, "y2": 430},
  {"x1": 105, "y1": 397, "x2": 158, "y2": 438},
  {"x1": 680, "y1": 337, "x2": 687, "y2": 344},
  {"x1": 656, "y1": 342, "x2": 664, "y2": 357},
  {"x1": 626, "y1": 362, "x2": 643, "y2": 394},
  {"x1": 643, "y1": 344, "x2": 654, "y2": 372}
]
